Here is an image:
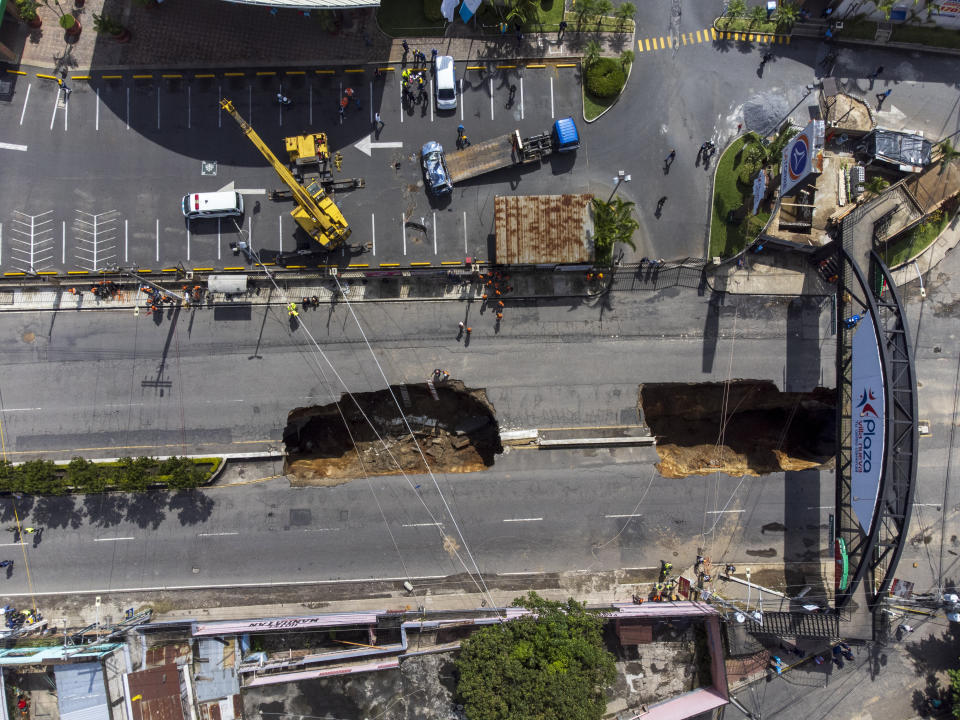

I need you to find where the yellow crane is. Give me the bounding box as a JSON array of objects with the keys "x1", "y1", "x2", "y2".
[{"x1": 219, "y1": 98, "x2": 351, "y2": 250}]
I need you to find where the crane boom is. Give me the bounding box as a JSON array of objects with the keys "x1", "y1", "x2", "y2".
[{"x1": 219, "y1": 98, "x2": 350, "y2": 248}]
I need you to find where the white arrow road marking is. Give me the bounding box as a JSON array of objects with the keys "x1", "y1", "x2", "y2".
[
  {"x1": 216, "y1": 180, "x2": 266, "y2": 194},
  {"x1": 353, "y1": 134, "x2": 403, "y2": 156},
  {"x1": 0, "y1": 142, "x2": 28, "y2": 152}
]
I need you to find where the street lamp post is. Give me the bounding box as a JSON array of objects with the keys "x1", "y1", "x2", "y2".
[{"x1": 607, "y1": 169, "x2": 631, "y2": 203}]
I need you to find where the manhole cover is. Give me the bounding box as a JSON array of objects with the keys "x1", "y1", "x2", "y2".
[
  {"x1": 340, "y1": 509, "x2": 349, "y2": 522},
  {"x1": 290, "y1": 508, "x2": 312, "y2": 526},
  {"x1": 201, "y1": 160, "x2": 218, "y2": 176}
]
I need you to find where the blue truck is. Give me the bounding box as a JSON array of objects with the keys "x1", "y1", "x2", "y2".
[{"x1": 423, "y1": 117, "x2": 580, "y2": 194}]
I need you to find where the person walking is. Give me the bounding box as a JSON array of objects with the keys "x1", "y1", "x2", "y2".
[
  {"x1": 558, "y1": 19, "x2": 567, "y2": 41},
  {"x1": 664, "y1": 149, "x2": 676, "y2": 169},
  {"x1": 374, "y1": 112, "x2": 383, "y2": 131},
  {"x1": 656, "y1": 196, "x2": 667, "y2": 213},
  {"x1": 869, "y1": 65, "x2": 884, "y2": 79},
  {"x1": 876, "y1": 88, "x2": 891, "y2": 108}
]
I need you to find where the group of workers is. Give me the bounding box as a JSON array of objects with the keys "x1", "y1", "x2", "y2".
[
  {"x1": 480, "y1": 270, "x2": 512, "y2": 323},
  {"x1": 89, "y1": 280, "x2": 119, "y2": 299},
  {"x1": 2, "y1": 604, "x2": 42, "y2": 630},
  {"x1": 142, "y1": 286, "x2": 175, "y2": 315},
  {"x1": 401, "y1": 68, "x2": 427, "y2": 104}
]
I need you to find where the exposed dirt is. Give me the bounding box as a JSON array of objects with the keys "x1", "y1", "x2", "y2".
[
  {"x1": 640, "y1": 380, "x2": 836, "y2": 478},
  {"x1": 283, "y1": 381, "x2": 502, "y2": 485}
]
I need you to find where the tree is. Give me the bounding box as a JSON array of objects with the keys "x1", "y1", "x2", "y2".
[
  {"x1": 865, "y1": 176, "x2": 890, "y2": 195},
  {"x1": 614, "y1": 1, "x2": 635, "y2": 31},
  {"x1": 592, "y1": 197, "x2": 638, "y2": 265},
  {"x1": 619, "y1": 49, "x2": 634, "y2": 69},
  {"x1": 775, "y1": 2, "x2": 798, "y2": 28},
  {"x1": 948, "y1": 665, "x2": 960, "y2": 717},
  {"x1": 938, "y1": 138, "x2": 960, "y2": 172},
  {"x1": 456, "y1": 592, "x2": 616, "y2": 720},
  {"x1": 727, "y1": 0, "x2": 747, "y2": 17},
  {"x1": 749, "y1": 4, "x2": 769, "y2": 26},
  {"x1": 505, "y1": 0, "x2": 539, "y2": 26},
  {"x1": 593, "y1": 0, "x2": 612, "y2": 29},
  {"x1": 583, "y1": 39, "x2": 601, "y2": 69},
  {"x1": 575, "y1": 0, "x2": 597, "y2": 29}
]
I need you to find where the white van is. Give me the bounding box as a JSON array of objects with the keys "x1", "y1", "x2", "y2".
[
  {"x1": 434, "y1": 55, "x2": 457, "y2": 111},
  {"x1": 181, "y1": 191, "x2": 244, "y2": 220}
]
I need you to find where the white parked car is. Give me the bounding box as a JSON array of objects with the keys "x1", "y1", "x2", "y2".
[{"x1": 434, "y1": 55, "x2": 457, "y2": 111}]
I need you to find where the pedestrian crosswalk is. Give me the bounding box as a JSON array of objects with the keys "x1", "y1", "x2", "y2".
[{"x1": 637, "y1": 27, "x2": 791, "y2": 52}]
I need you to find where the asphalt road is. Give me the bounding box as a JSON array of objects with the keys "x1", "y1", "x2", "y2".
[{"x1": 0, "y1": 280, "x2": 835, "y2": 594}]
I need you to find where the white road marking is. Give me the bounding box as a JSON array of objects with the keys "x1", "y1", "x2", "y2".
[
  {"x1": 0, "y1": 142, "x2": 28, "y2": 152},
  {"x1": 353, "y1": 135, "x2": 403, "y2": 156},
  {"x1": 61, "y1": 220, "x2": 65, "y2": 264},
  {"x1": 187, "y1": 85, "x2": 191, "y2": 129},
  {"x1": 605, "y1": 513, "x2": 642, "y2": 518},
  {"x1": 520, "y1": 75, "x2": 524, "y2": 120},
  {"x1": 156, "y1": 89, "x2": 160, "y2": 130},
  {"x1": 218, "y1": 84, "x2": 222, "y2": 128},
  {"x1": 433, "y1": 211, "x2": 437, "y2": 254},
  {"x1": 48, "y1": 89, "x2": 58, "y2": 131},
  {"x1": 187, "y1": 226, "x2": 191, "y2": 260},
  {"x1": 459, "y1": 78, "x2": 464, "y2": 122},
  {"x1": 914, "y1": 503, "x2": 941, "y2": 507},
  {"x1": 64, "y1": 89, "x2": 69, "y2": 132},
  {"x1": 0, "y1": 222, "x2": 3, "y2": 264},
  {"x1": 705, "y1": 509, "x2": 745, "y2": 514},
  {"x1": 95, "y1": 87, "x2": 100, "y2": 131},
  {"x1": 369, "y1": 81, "x2": 373, "y2": 125},
  {"x1": 248, "y1": 84, "x2": 252, "y2": 125},
  {"x1": 462, "y1": 211, "x2": 467, "y2": 255},
  {"x1": 197, "y1": 532, "x2": 239, "y2": 537},
  {"x1": 1, "y1": 407, "x2": 42, "y2": 412},
  {"x1": 402, "y1": 522, "x2": 443, "y2": 527},
  {"x1": 401, "y1": 212, "x2": 406, "y2": 255},
  {"x1": 399, "y1": 77, "x2": 404, "y2": 124},
  {"x1": 807, "y1": 506, "x2": 834, "y2": 510},
  {"x1": 501, "y1": 570, "x2": 547, "y2": 575},
  {"x1": 371, "y1": 213, "x2": 376, "y2": 255},
  {"x1": 0, "y1": 542, "x2": 26, "y2": 547},
  {"x1": 503, "y1": 517, "x2": 542, "y2": 523},
  {"x1": 19, "y1": 83, "x2": 31, "y2": 126},
  {"x1": 429, "y1": 78, "x2": 434, "y2": 122},
  {"x1": 278, "y1": 215, "x2": 283, "y2": 252},
  {"x1": 94, "y1": 537, "x2": 135, "y2": 542},
  {"x1": 217, "y1": 218, "x2": 221, "y2": 261},
  {"x1": 489, "y1": 76, "x2": 494, "y2": 119},
  {"x1": 155, "y1": 218, "x2": 159, "y2": 262},
  {"x1": 550, "y1": 76, "x2": 554, "y2": 118},
  {"x1": 126, "y1": 87, "x2": 130, "y2": 130}
]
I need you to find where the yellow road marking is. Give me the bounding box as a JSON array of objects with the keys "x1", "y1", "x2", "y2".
[
  {"x1": 556, "y1": 63, "x2": 577, "y2": 68},
  {"x1": 222, "y1": 267, "x2": 245, "y2": 270},
  {"x1": 496, "y1": 64, "x2": 517, "y2": 69},
  {"x1": 410, "y1": 262, "x2": 431, "y2": 266},
  {"x1": 102, "y1": 75, "x2": 123, "y2": 79},
  {"x1": 379, "y1": 263, "x2": 400, "y2": 267},
  {"x1": 71, "y1": 76, "x2": 91, "y2": 81},
  {"x1": 132, "y1": 74, "x2": 153, "y2": 79},
  {"x1": 441, "y1": 261, "x2": 462, "y2": 265},
  {"x1": 66, "y1": 271, "x2": 88, "y2": 275},
  {"x1": 285, "y1": 70, "x2": 306, "y2": 75},
  {"x1": 348, "y1": 263, "x2": 370, "y2": 268},
  {"x1": 256, "y1": 71, "x2": 277, "y2": 76},
  {"x1": 224, "y1": 72, "x2": 245, "y2": 77},
  {"x1": 681, "y1": 34, "x2": 687, "y2": 45},
  {"x1": 711, "y1": 27, "x2": 717, "y2": 40},
  {"x1": 162, "y1": 74, "x2": 183, "y2": 79},
  {"x1": 6, "y1": 69, "x2": 27, "y2": 75},
  {"x1": 666, "y1": 36, "x2": 672, "y2": 48},
  {"x1": 3, "y1": 272, "x2": 25, "y2": 276},
  {"x1": 315, "y1": 69, "x2": 335, "y2": 75},
  {"x1": 637, "y1": 39, "x2": 644, "y2": 50},
  {"x1": 645, "y1": 38, "x2": 651, "y2": 51},
  {"x1": 526, "y1": 64, "x2": 546, "y2": 68},
  {"x1": 345, "y1": 68, "x2": 365, "y2": 73},
  {"x1": 696, "y1": 30, "x2": 702, "y2": 42},
  {"x1": 285, "y1": 265, "x2": 305, "y2": 269},
  {"x1": 195, "y1": 74, "x2": 216, "y2": 78},
  {"x1": 161, "y1": 268, "x2": 177, "y2": 273},
  {"x1": 192, "y1": 267, "x2": 214, "y2": 272},
  {"x1": 37, "y1": 271, "x2": 58, "y2": 275},
  {"x1": 466, "y1": 65, "x2": 485, "y2": 70}
]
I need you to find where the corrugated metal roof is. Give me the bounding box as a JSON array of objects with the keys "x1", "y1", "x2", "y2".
[
  {"x1": 55, "y1": 663, "x2": 110, "y2": 720},
  {"x1": 127, "y1": 664, "x2": 186, "y2": 720},
  {"x1": 220, "y1": 0, "x2": 381, "y2": 8},
  {"x1": 194, "y1": 639, "x2": 239, "y2": 703},
  {"x1": 494, "y1": 194, "x2": 594, "y2": 265}
]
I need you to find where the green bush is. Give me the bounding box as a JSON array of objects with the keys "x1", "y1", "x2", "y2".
[
  {"x1": 585, "y1": 58, "x2": 626, "y2": 99},
  {"x1": 424, "y1": 0, "x2": 444, "y2": 22}
]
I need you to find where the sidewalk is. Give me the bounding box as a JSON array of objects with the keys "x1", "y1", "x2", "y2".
[
  {"x1": 14, "y1": 0, "x2": 629, "y2": 72},
  {"x1": 707, "y1": 248, "x2": 835, "y2": 296}
]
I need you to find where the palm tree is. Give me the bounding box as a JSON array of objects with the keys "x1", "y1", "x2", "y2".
[
  {"x1": 775, "y1": 2, "x2": 798, "y2": 29},
  {"x1": 583, "y1": 39, "x2": 601, "y2": 68},
  {"x1": 592, "y1": 197, "x2": 638, "y2": 264},
  {"x1": 594, "y1": 0, "x2": 613, "y2": 30},
  {"x1": 620, "y1": 49, "x2": 634, "y2": 68},
  {"x1": 749, "y1": 5, "x2": 768, "y2": 26},
  {"x1": 937, "y1": 138, "x2": 960, "y2": 173},
  {"x1": 575, "y1": 0, "x2": 597, "y2": 29},
  {"x1": 614, "y1": 1, "x2": 635, "y2": 31},
  {"x1": 865, "y1": 176, "x2": 890, "y2": 195},
  {"x1": 727, "y1": 0, "x2": 747, "y2": 18}
]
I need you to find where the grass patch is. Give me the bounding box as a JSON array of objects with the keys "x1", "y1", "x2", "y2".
[
  {"x1": 709, "y1": 135, "x2": 771, "y2": 258},
  {"x1": 836, "y1": 18, "x2": 877, "y2": 40},
  {"x1": 891, "y1": 23, "x2": 960, "y2": 49},
  {"x1": 584, "y1": 89, "x2": 615, "y2": 120},
  {"x1": 715, "y1": 17, "x2": 780, "y2": 34},
  {"x1": 878, "y1": 209, "x2": 952, "y2": 267},
  {"x1": 377, "y1": 0, "x2": 447, "y2": 37},
  {"x1": 566, "y1": 10, "x2": 634, "y2": 33}
]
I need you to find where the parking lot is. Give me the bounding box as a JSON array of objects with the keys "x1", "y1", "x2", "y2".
[{"x1": 0, "y1": 61, "x2": 588, "y2": 275}]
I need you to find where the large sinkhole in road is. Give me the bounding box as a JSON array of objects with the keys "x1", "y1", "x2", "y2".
[
  {"x1": 640, "y1": 381, "x2": 836, "y2": 478},
  {"x1": 283, "y1": 382, "x2": 502, "y2": 485}
]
